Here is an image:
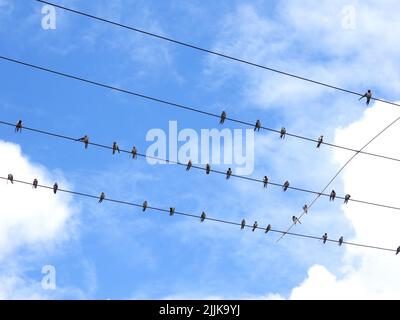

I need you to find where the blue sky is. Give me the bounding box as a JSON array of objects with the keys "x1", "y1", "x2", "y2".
[{"x1": 1, "y1": 0, "x2": 400, "y2": 299}]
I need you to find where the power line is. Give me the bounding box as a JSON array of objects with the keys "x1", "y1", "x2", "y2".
[
  {"x1": 2, "y1": 119, "x2": 400, "y2": 213},
  {"x1": 277, "y1": 114, "x2": 400, "y2": 242},
  {"x1": 1, "y1": 55, "x2": 400, "y2": 165},
  {"x1": 0, "y1": 175, "x2": 397, "y2": 254},
  {"x1": 35, "y1": 0, "x2": 400, "y2": 109}
]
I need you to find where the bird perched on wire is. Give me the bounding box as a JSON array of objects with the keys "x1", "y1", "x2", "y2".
[
  {"x1": 169, "y1": 207, "x2": 175, "y2": 216},
  {"x1": 7, "y1": 174, "x2": 13, "y2": 184},
  {"x1": 219, "y1": 111, "x2": 227, "y2": 125},
  {"x1": 303, "y1": 204, "x2": 308, "y2": 214},
  {"x1": 292, "y1": 216, "x2": 301, "y2": 225},
  {"x1": 359, "y1": 89, "x2": 372, "y2": 105},
  {"x1": 396, "y1": 246, "x2": 400, "y2": 255},
  {"x1": 241, "y1": 219, "x2": 246, "y2": 230},
  {"x1": 77, "y1": 135, "x2": 89, "y2": 149},
  {"x1": 338, "y1": 236, "x2": 344, "y2": 246},
  {"x1": 322, "y1": 233, "x2": 328, "y2": 244},
  {"x1": 252, "y1": 221, "x2": 258, "y2": 232},
  {"x1": 226, "y1": 168, "x2": 232, "y2": 179},
  {"x1": 200, "y1": 211, "x2": 206, "y2": 222},
  {"x1": 263, "y1": 176, "x2": 268, "y2": 188},
  {"x1": 254, "y1": 119, "x2": 261, "y2": 132},
  {"x1": 15, "y1": 120, "x2": 22, "y2": 133},
  {"x1": 283, "y1": 181, "x2": 290, "y2": 191},
  {"x1": 32, "y1": 178, "x2": 38, "y2": 189},
  {"x1": 99, "y1": 192, "x2": 105, "y2": 203},
  {"x1": 344, "y1": 194, "x2": 351, "y2": 204},
  {"x1": 131, "y1": 146, "x2": 137, "y2": 159},
  {"x1": 186, "y1": 160, "x2": 192, "y2": 171},
  {"x1": 53, "y1": 182, "x2": 58, "y2": 194},
  {"x1": 265, "y1": 224, "x2": 271, "y2": 234},
  {"x1": 280, "y1": 127, "x2": 286, "y2": 139},
  {"x1": 112, "y1": 142, "x2": 120, "y2": 155},
  {"x1": 142, "y1": 200, "x2": 148, "y2": 212},
  {"x1": 205, "y1": 163, "x2": 211, "y2": 175},
  {"x1": 317, "y1": 135, "x2": 323, "y2": 148},
  {"x1": 329, "y1": 190, "x2": 336, "y2": 201}
]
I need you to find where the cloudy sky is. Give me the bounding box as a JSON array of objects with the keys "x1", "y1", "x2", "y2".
[{"x1": 1, "y1": 0, "x2": 400, "y2": 299}]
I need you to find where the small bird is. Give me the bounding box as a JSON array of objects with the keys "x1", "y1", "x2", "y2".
[
  {"x1": 53, "y1": 182, "x2": 58, "y2": 194},
  {"x1": 205, "y1": 163, "x2": 211, "y2": 175},
  {"x1": 226, "y1": 168, "x2": 232, "y2": 179},
  {"x1": 338, "y1": 236, "x2": 344, "y2": 246},
  {"x1": 263, "y1": 176, "x2": 268, "y2": 188},
  {"x1": 283, "y1": 181, "x2": 290, "y2": 191},
  {"x1": 265, "y1": 224, "x2": 271, "y2": 234},
  {"x1": 15, "y1": 120, "x2": 22, "y2": 133},
  {"x1": 292, "y1": 216, "x2": 301, "y2": 225},
  {"x1": 252, "y1": 221, "x2": 258, "y2": 232},
  {"x1": 219, "y1": 111, "x2": 227, "y2": 125},
  {"x1": 317, "y1": 135, "x2": 323, "y2": 148},
  {"x1": 200, "y1": 211, "x2": 206, "y2": 222},
  {"x1": 131, "y1": 146, "x2": 137, "y2": 159},
  {"x1": 99, "y1": 192, "x2": 105, "y2": 203},
  {"x1": 169, "y1": 207, "x2": 175, "y2": 216},
  {"x1": 142, "y1": 200, "x2": 148, "y2": 212},
  {"x1": 186, "y1": 160, "x2": 192, "y2": 171},
  {"x1": 7, "y1": 174, "x2": 13, "y2": 184},
  {"x1": 77, "y1": 135, "x2": 89, "y2": 149},
  {"x1": 280, "y1": 127, "x2": 286, "y2": 139},
  {"x1": 32, "y1": 178, "x2": 38, "y2": 189},
  {"x1": 112, "y1": 142, "x2": 120, "y2": 155},
  {"x1": 344, "y1": 194, "x2": 351, "y2": 204},
  {"x1": 396, "y1": 246, "x2": 400, "y2": 255},
  {"x1": 303, "y1": 204, "x2": 308, "y2": 214},
  {"x1": 329, "y1": 190, "x2": 336, "y2": 201},
  {"x1": 322, "y1": 233, "x2": 328, "y2": 244},
  {"x1": 241, "y1": 219, "x2": 246, "y2": 230},
  {"x1": 359, "y1": 89, "x2": 372, "y2": 105},
  {"x1": 254, "y1": 119, "x2": 261, "y2": 132}
]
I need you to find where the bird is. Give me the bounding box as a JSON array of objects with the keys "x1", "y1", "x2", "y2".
[
  {"x1": 99, "y1": 192, "x2": 105, "y2": 203},
  {"x1": 112, "y1": 142, "x2": 120, "y2": 155},
  {"x1": 131, "y1": 146, "x2": 137, "y2": 159},
  {"x1": 77, "y1": 135, "x2": 89, "y2": 149},
  {"x1": 265, "y1": 224, "x2": 271, "y2": 234},
  {"x1": 252, "y1": 221, "x2": 258, "y2": 232},
  {"x1": 226, "y1": 168, "x2": 232, "y2": 179},
  {"x1": 303, "y1": 204, "x2": 308, "y2": 214},
  {"x1": 338, "y1": 236, "x2": 344, "y2": 246},
  {"x1": 15, "y1": 120, "x2": 22, "y2": 133},
  {"x1": 322, "y1": 233, "x2": 328, "y2": 244},
  {"x1": 241, "y1": 219, "x2": 246, "y2": 230},
  {"x1": 219, "y1": 111, "x2": 227, "y2": 125},
  {"x1": 7, "y1": 174, "x2": 13, "y2": 184},
  {"x1": 263, "y1": 176, "x2": 268, "y2": 188},
  {"x1": 283, "y1": 181, "x2": 290, "y2": 191},
  {"x1": 142, "y1": 201, "x2": 148, "y2": 212},
  {"x1": 317, "y1": 135, "x2": 323, "y2": 148},
  {"x1": 329, "y1": 190, "x2": 336, "y2": 201},
  {"x1": 169, "y1": 207, "x2": 175, "y2": 216},
  {"x1": 186, "y1": 160, "x2": 192, "y2": 171},
  {"x1": 396, "y1": 246, "x2": 400, "y2": 255},
  {"x1": 53, "y1": 182, "x2": 58, "y2": 194},
  {"x1": 32, "y1": 178, "x2": 38, "y2": 189},
  {"x1": 200, "y1": 211, "x2": 206, "y2": 222},
  {"x1": 292, "y1": 216, "x2": 301, "y2": 225},
  {"x1": 205, "y1": 163, "x2": 211, "y2": 175},
  {"x1": 359, "y1": 89, "x2": 372, "y2": 105},
  {"x1": 344, "y1": 194, "x2": 351, "y2": 204},
  {"x1": 280, "y1": 127, "x2": 286, "y2": 139},
  {"x1": 254, "y1": 119, "x2": 261, "y2": 132}
]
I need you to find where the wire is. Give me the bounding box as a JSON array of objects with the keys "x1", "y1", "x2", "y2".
[
  {"x1": 277, "y1": 115, "x2": 400, "y2": 242},
  {"x1": 2, "y1": 119, "x2": 400, "y2": 213},
  {"x1": 35, "y1": 0, "x2": 400, "y2": 109},
  {"x1": 1, "y1": 55, "x2": 400, "y2": 165},
  {"x1": 0, "y1": 175, "x2": 397, "y2": 254}
]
